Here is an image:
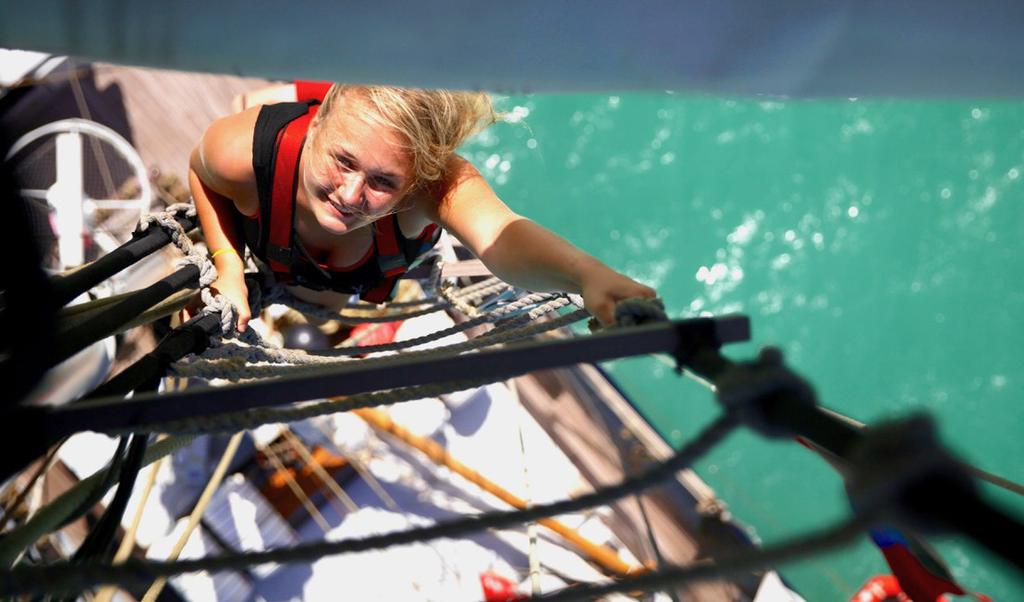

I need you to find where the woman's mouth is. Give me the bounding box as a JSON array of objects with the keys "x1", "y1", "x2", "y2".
[{"x1": 327, "y1": 198, "x2": 354, "y2": 218}]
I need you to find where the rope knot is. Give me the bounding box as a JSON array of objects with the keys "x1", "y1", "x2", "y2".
[
  {"x1": 176, "y1": 253, "x2": 218, "y2": 289},
  {"x1": 136, "y1": 204, "x2": 197, "y2": 251},
  {"x1": 200, "y1": 289, "x2": 239, "y2": 337}
]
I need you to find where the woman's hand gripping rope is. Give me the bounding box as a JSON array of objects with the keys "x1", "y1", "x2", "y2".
[
  {"x1": 205, "y1": 247, "x2": 252, "y2": 333},
  {"x1": 579, "y1": 265, "x2": 658, "y2": 327},
  {"x1": 580, "y1": 289, "x2": 667, "y2": 332},
  {"x1": 179, "y1": 244, "x2": 255, "y2": 339}
]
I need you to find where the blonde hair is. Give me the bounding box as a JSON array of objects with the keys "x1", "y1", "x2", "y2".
[{"x1": 317, "y1": 84, "x2": 496, "y2": 190}]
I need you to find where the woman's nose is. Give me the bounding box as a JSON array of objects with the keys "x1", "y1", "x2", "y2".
[{"x1": 340, "y1": 172, "x2": 365, "y2": 204}]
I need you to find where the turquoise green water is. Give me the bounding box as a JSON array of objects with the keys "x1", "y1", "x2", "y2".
[{"x1": 463, "y1": 95, "x2": 1024, "y2": 599}]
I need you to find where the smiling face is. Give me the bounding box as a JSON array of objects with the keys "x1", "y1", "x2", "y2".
[{"x1": 300, "y1": 93, "x2": 413, "y2": 236}]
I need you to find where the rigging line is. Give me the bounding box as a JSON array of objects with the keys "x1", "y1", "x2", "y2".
[
  {"x1": 118, "y1": 288, "x2": 196, "y2": 332},
  {"x1": 177, "y1": 307, "x2": 589, "y2": 381},
  {"x1": 67, "y1": 61, "x2": 117, "y2": 200},
  {"x1": 523, "y1": 514, "x2": 874, "y2": 602},
  {"x1": 243, "y1": 296, "x2": 580, "y2": 366},
  {"x1": 58, "y1": 289, "x2": 138, "y2": 317},
  {"x1": 49, "y1": 209, "x2": 199, "y2": 307},
  {"x1": 440, "y1": 280, "x2": 509, "y2": 317},
  {"x1": 93, "y1": 448, "x2": 167, "y2": 602},
  {"x1": 569, "y1": 377, "x2": 675, "y2": 599},
  {"x1": 0, "y1": 435, "x2": 197, "y2": 569},
  {"x1": 83, "y1": 312, "x2": 221, "y2": 403},
  {"x1": 56, "y1": 437, "x2": 130, "y2": 531},
  {"x1": 238, "y1": 291, "x2": 571, "y2": 359},
  {"x1": 70, "y1": 434, "x2": 149, "y2": 565},
  {"x1": 164, "y1": 302, "x2": 583, "y2": 433},
  {"x1": 0, "y1": 413, "x2": 737, "y2": 597},
  {"x1": 965, "y1": 465, "x2": 1024, "y2": 498},
  {"x1": 176, "y1": 288, "x2": 565, "y2": 380},
  {"x1": 265, "y1": 288, "x2": 450, "y2": 324},
  {"x1": 791, "y1": 407, "x2": 1024, "y2": 507},
  {"x1": 443, "y1": 276, "x2": 506, "y2": 301},
  {"x1": 147, "y1": 378, "x2": 494, "y2": 436},
  {"x1": 261, "y1": 443, "x2": 331, "y2": 533},
  {"x1": 140, "y1": 431, "x2": 244, "y2": 602},
  {"x1": 281, "y1": 429, "x2": 358, "y2": 514},
  {"x1": 509, "y1": 380, "x2": 542, "y2": 596},
  {"x1": 813, "y1": 407, "x2": 1024, "y2": 499},
  {"x1": 0, "y1": 437, "x2": 68, "y2": 531},
  {"x1": 76, "y1": 313, "x2": 707, "y2": 435},
  {"x1": 50, "y1": 263, "x2": 201, "y2": 366},
  {"x1": 655, "y1": 353, "x2": 716, "y2": 391},
  {"x1": 336, "y1": 321, "x2": 389, "y2": 348},
  {"x1": 342, "y1": 298, "x2": 448, "y2": 310},
  {"x1": 356, "y1": 404, "x2": 640, "y2": 576},
  {"x1": 308, "y1": 421, "x2": 401, "y2": 513},
  {"x1": 148, "y1": 306, "x2": 581, "y2": 433}
]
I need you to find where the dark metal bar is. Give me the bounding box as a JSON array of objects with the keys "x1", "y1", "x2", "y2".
[
  {"x1": 690, "y1": 347, "x2": 861, "y2": 461},
  {"x1": 49, "y1": 265, "x2": 200, "y2": 366},
  {"x1": 689, "y1": 346, "x2": 1024, "y2": 573},
  {"x1": 934, "y1": 489, "x2": 1024, "y2": 573},
  {"x1": 69, "y1": 434, "x2": 149, "y2": 565},
  {"x1": 83, "y1": 312, "x2": 222, "y2": 401},
  {"x1": 787, "y1": 405, "x2": 862, "y2": 461},
  {"x1": 49, "y1": 214, "x2": 198, "y2": 307},
  {"x1": 28, "y1": 315, "x2": 750, "y2": 441},
  {"x1": 0, "y1": 145, "x2": 57, "y2": 406}
]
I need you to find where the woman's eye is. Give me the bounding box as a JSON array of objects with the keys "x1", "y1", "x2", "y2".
[
  {"x1": 370, "y1": 176, "x2": 395, "y2": 191},
  {"x1": 333, "y1": 155, "x2": 355, "y2": 170}
]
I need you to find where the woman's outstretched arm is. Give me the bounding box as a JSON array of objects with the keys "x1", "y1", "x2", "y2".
[{"x1": 425, "y1": 157, "x2": 656, "y2": 326}]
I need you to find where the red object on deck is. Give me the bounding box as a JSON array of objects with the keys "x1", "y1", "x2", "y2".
[
  {"x1": 350, "y1": 321, "x2": 403, "y2": 348},
  {"x1": 850, "y1": 574, "x2": 960, "y2": 602},
  {"x1": 479, "y1": 572, "x2": 522, "y2": 602},
  {"x1": 850, "y1": 575, "x2": 909, "y2": 602}
]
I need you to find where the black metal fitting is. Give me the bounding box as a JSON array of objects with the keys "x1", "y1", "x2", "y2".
[
  {"x1": 713, "y1": 346, "x2": 818, "y2": 439},
  {"x1": 670, "y1": 314, "x2": 749, "y2": 376}
]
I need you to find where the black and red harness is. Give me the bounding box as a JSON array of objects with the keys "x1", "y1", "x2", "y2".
[{"x1": 243, "y1": 99, "x2": 439, "y2": 303}]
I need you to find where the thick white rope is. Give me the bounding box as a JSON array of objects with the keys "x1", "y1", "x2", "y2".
[
  {"x1": 172, "y1": 297, "x2": 585, "y2": 381},
  {"x1": 135, "y1": 203, "x2": 196, "y2": 256}
]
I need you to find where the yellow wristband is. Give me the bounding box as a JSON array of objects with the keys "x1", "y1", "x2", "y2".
[{"x1": 211, "y1": 248, "x2": 239, "y2": 259}]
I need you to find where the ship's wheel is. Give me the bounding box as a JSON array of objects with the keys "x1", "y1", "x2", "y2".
[{"x1": 5, "y1": 118, "x2": 152, "y2": 277}]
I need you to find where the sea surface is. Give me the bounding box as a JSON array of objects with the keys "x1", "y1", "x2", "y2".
[{"x1": 463, "y1": 94, "x2": 1024, "y2": 600}]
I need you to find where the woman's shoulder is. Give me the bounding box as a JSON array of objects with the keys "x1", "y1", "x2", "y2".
[
  {"x1": 407, "y1": 154, "x2": 497, "y2": 220},
  {"x1": 440, "y1": 154, "x2": 500, "y2": 207},
  {"x1": 426, "y1": 155, "x2": 486, "y2": 201},
  {"x1": 197, "y1": 108, "x2": 260, "y2": 180},
  {"x1": 192, "y1": 108, "x2": 261, "y2": 210}
]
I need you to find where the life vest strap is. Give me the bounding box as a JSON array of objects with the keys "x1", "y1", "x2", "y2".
[
  {"x1": 294, "y1": 80, "x2": 332, "y2": 103},
  {"x1": 267, "y1": 103, "x2": 318, "y2": 277},
  {"x1": 374, "y1": 215, "x2": 409, "y2": 279},
  {"x1": 361, "y1": 275, "x2": 399, "y2": 304}
]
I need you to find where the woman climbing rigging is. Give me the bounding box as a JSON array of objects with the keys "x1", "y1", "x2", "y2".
[{"x1": 190, "y1": 82, "x2": 655, "y2": 332}]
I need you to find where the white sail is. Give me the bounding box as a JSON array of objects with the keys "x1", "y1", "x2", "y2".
[{"x1": 1, "y1": 0, "x2": 1022, "y2": 96}]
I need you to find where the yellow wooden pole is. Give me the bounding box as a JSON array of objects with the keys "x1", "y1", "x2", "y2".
[{"x1": 352, "y1": 408, "x2": 643, "y2": 577}]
